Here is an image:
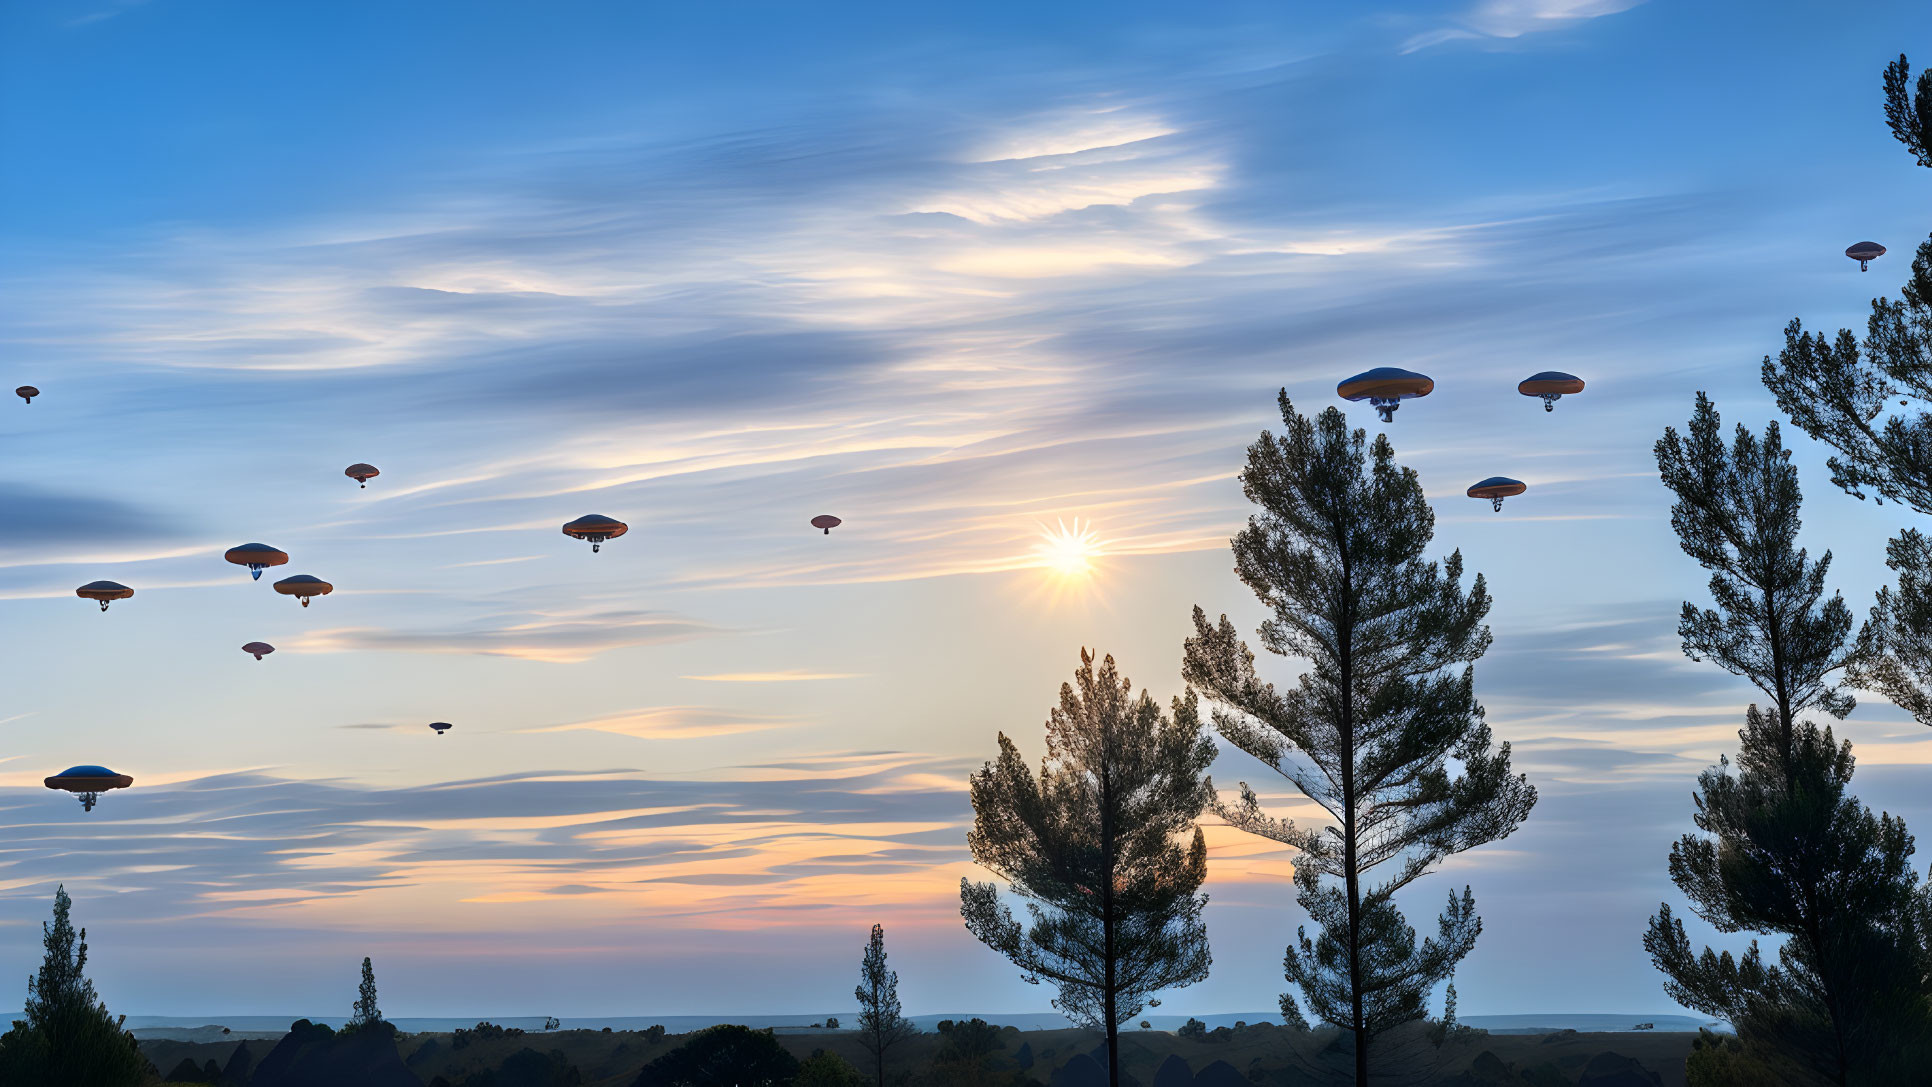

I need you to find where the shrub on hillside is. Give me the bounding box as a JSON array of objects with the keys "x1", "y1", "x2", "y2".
[
  {"x1": 491, "y1": 1046, "x2": 582, "y2": 1087},
  {"x1": 453, "y1": 1022, "x2": 527, "y2": 1050},
  {"x1": 930, "y1": 1018, "x2": 1019, "y2": 1087},
  {"x1": 795, "y1": 1049, "x2": 865, "y2": 1086},
  {"x1": 632, "y1": 1024, "x2": 798, "y2": 1087}
]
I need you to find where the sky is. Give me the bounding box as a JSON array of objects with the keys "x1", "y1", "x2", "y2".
[{"x1": 4, "y1": 0, "x2": 1932, "y2": 1023}]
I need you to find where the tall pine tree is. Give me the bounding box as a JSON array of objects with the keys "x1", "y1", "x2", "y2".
[
  {"x1": 348, "y1": 956, "x2": 386, "y2": 1035},
  {"x1": 1181, "y1": 393, "x2": 1535, "y2": 1087},
  {"x1": 854, "y1": 923, "x2": 915, "y2": 1087},
  {"x1": 0, "y1": 885, "x2": 152, "y2": 1086},
  {"x1": 1640, "y1": 395, "x2": 1932, "y2": 1085},
  {"x1": 961, "y1": 649, "x2": 1213, "y2": 1087}
]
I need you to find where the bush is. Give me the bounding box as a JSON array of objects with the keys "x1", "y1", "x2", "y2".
[
  {"x1": 633, "y1": 1024, "x2": 798, "y2": 1087},
  {"x1": 1178, "y1": 1018, "x2": 1207, "y2": 1040},
  {"x1": 453, "y1": 1022, "x2": 527, "y2": 1050},
  {"x1": 492, "y1": 1046, "x2": 582, "y2": 1087},
  {"x1": 929, "y1": 1018, "x2": 1011, "y2": 1087},
  {"x1": 795, "y1": 1049, "x2": 865, "y2": 1086}
]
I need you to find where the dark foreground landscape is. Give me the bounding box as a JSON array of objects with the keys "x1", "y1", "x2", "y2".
[{"x1": 135, "y1": 1019, "x2": 1700, "y2": 1087}]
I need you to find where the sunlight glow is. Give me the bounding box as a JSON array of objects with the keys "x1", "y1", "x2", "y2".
[{"x1": 1034, "y1": 517, "x2": 1106, "y2": 579}]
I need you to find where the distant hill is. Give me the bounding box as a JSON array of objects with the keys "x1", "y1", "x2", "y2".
[{"x1": 52, "y1": 1009, "x2": 1727, "y2": 1041}]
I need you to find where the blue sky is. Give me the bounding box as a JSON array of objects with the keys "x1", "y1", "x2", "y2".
[{"x1": 4, "y1": 0, "x2": 1932, "y2": 1022}]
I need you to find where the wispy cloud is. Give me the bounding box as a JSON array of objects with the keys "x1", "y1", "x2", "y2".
[
  {"x1": 67, "y1": 0, "x2": 150, "y2": 28},
  {"x1": 287, "y1": 609, "x2": 720, "y2": 663},
  {"x1": 4, "y1": 84, "x2": 1727, "y2": 596},
  {"x1": 1402, "y1": 0, "x2": 1643, "y2": 53},
  {"x1": 524, "y1": 706, "x2": 800, "y2": 740},
  {"x1": 681, "y1": 671, "x2": 863, "y2": 684}
]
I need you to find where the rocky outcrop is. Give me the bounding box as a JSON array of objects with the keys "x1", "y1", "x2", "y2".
[
  {"x1": 221, "y1": 1041, "x2": 255, "y2": 1086},
  {"x1": 1152, "y1": 1053, "x2": 1192, "y2": 1087},
  {"x1": 1190, "y1": 1059, "x2": 1246, "y2": 1086},
  {"x1": 1052, "y1": 1053, "x2": 1106, "y2": 1087}
]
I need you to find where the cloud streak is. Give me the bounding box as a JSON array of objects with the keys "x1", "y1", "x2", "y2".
[
  {"x1": 1402, "y1": 0, "x2": 1644, "y2": 53},
  {"x1": 286, "y1": 609, "x2": 720, "y2": 663}
]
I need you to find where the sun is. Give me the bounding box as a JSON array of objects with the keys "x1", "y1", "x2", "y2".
[{"x1": 1035, "y1": 517, "x2": 1105, "y2": 579}]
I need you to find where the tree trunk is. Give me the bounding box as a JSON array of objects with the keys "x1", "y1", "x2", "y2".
[
  {"x1": 1765, "y1": 587, "x2": 1795, "y2": 772},
  {"x1": 1765, "y1": 590, "x2": 1848, "y2": 1084},
  {"x1": 1102, "y1": 745, "x2": 1120, "y2": 1087},
  {"x1": 1340, "y1": 552, "x2": 1367, "y2": 1087}
]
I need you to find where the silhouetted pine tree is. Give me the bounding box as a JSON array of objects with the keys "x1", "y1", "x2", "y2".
[
  {"x1": 853, "y1": 923, "x2": 915, "y2": 1087},
  {"x1": 1181, "y1": 393, "x2": 1534, "y2": 1087},
  {"x1": 1885, "y1": 54, "x2": 1932, "y2": 167},
  {"x1": 1641, "y1": 394, "x2": 1932, "y2": 1084},
  {"x1": 961, "y1": 649, "x2": 1214, "y2": 1087},
  {"x1": 0, "y1": 885, "x2": 152, "y2": 1086},
  {"x1": 349, "y1": 956, "x2": 386, "y2": 1034}
]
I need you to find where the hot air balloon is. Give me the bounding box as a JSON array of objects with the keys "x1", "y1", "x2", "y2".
[
  {"x1": 1847, "y1": 241, "x2": 1886, "y2": 271},
  {"x1": 1338, "y1": 367, "x2": 1433, "y2": 423},
  {"x1": 1518, "y1": 371, "x2": 1586, "y2": 412},
  {"x1": 45, "y1": 765, "x2": 133, "y2": 812},
  {"x1": 345, "y1": 463, "x2": 379, "y2": 488},
  {"x1": 811, "y1": 515, "x2": 842, "y2": 535},
  {"x1": 242, "y1": 641, "x2": 275, "y2": 660},
  {"x1": 562, "y1": 515, "x2": 628, "y2": 553},
  {"x1": 273, "y1": 574, "x2": 333, "y2": 607},
  {"x1": 15, "y1": 385, "x2": 37, "y2": 404},
  {"x1": 76, "y1": 581, "x2": 133, "y2": 612},
  {"x1": 1468, "y1": 476, "x2": 1526, "y2": 512},
  {"x1": 429, "y1": 721, "x2": 453, "y2": 737},
  {"x1": 224, "y1": 543, "x2": 290, "y2": 581}
]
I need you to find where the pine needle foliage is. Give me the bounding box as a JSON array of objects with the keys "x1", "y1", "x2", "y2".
[
  {"x1": 1180, "y1": 393, "x2": 1534, "y2": 1086},
  {"x1": 347, "y1": 956, "x2": 386, "y2": 1035},
  {"x1": 1653, "y1": 393, "x2": 1856, "y2": 746},
  {"x1": 1769, "y1": 235, "x2": 1932, "y2": 727},
  {"x1": 961, "y1": 649, "x2": 1214, "y2": 1087},
  {"x1": 1885, "y1": 54, "x2": 1932, "y2": 167}
]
